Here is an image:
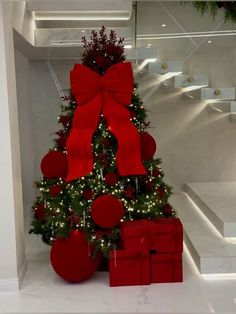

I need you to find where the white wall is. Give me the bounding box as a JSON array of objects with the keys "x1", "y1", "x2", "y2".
[
  {"x1": 15, "y1": 49, "x2": 35, "y2": 217},
  {"x1": 0, "y1": 2, "x2": 25, "y2": 290}
]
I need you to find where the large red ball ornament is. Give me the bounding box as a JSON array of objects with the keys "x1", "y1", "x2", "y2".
[
  {"x1": 91, "y1": 195, "x2": 124, "y2": 228},
  {"x1": 41, "y1": 150, "x2": 67, "y2": 179},
  {"x1": 140, "y1": 132, "x2": 157, "y2": 161},
  {"x1": 50, "y1": 230, "x2": 100, "y2": 283}
]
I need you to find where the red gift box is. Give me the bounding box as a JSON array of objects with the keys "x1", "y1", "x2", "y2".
[
  {"x1": 150, "y1": 252, "x2": 183, "y2": 283},
  {"x1": 149, "y1": 218, "x2": 183, "y2": 253},
  {"x1": 120, "y1": 219, "x2": 150, "y2": 253},
  {"x1": 109, "y1": 249, "x2": 150, "y2": 287},
  {"x1": 120, "y1": 218, "x2": 183, "y2": 254}
]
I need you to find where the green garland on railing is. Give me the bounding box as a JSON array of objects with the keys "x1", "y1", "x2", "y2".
[{"x1": 190, "y1": 2, "x2": 236, "y2": 23}]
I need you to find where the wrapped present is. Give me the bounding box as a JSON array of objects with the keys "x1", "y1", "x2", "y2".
[
  {"x1": 120, "y1": 219, "x2": 150, "y2": 253},
  {"x1": 149, "y1": 218, "x2": 183, "y2": 253},
  {"x1": 109, "y1": 249, "x2": 150, "y2": 287},
  {"x1": 120, "y1": 218, "x2": 183, "y2": 254},
  {"x1": 150, "y1": 252, "x2": 182, "y2": 283}
]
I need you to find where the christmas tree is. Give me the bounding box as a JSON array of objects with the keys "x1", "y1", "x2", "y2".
[{"x1": 30, "y1": 27, "x2": 175, "y2": 261}]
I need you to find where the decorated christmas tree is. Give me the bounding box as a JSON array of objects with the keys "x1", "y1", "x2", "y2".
[{"x1": 30, "y1": 27, "x2": 177, "y2": 283}]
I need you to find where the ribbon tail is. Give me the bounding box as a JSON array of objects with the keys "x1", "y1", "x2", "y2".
[
  {"x1": 66, "y1": 95, "x2": 101, "y2": 181},
  {"x1": 104, "y1": 96, "x2": 146, "y2": 176}
]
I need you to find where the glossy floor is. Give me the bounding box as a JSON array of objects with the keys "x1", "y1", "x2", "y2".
[{"x1": 0, "y1": 234, "x2": 236, "y2": 313}]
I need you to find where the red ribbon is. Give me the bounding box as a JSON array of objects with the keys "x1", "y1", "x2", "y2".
[{"x1": 66, "y1": 62, "x2": 146, "y2": 181}]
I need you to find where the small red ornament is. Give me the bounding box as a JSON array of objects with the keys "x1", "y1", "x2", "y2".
[
  {"x1": 68, "y1": 214, "x2": 81, "y2": 226},
  {"x1": 140, "y1": 132, "x2": 157, "y2": 161},
  {"x1": 163, "y1": 203, "x2": 173, "y2": 216},
  {"x1": 50, "y1": 230, "x2": 101, "y2": 282},
  {"x1": 98, "y1": 152, "x2": 109, "y2": 167},
  {"x1": 35, "y1": 203, "x2": 46, "y2": 220},
  {"x1": 83, "y1": 187, "x2": 93, "y2": 200},
  {"x1": 157, "y1": 187, "x2": 165, "y2": 199},
  {"x1": 152, "y1": 168, "x2": 160, "y2": 177},
  {"x1": 104, "y1": 172, "x2": 118, "y2": 186},
  {"x1": 144, "y1": 179, "x2": 154, "y2": 191},
  {"x1": 59, "y1": 115, "x2": 70, "y2": 128},
  {"x1": 124, "y1": 185, "x2": 135, "y2": 199},
  {"x1": 91, "y1": 195, "x2": 124, "y2": 228},
  {"x1": 103, "y1": 138, "x2": 111, "y2": 148},
  {"x1": 41, "y1": 151, "x2": 67, "y2": 179},
  {"x1": 49, "y1": 185, "x2": 63, "y2": 197}
]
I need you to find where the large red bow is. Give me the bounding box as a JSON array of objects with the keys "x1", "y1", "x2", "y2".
[{"x1": 66, "y1": 62, "x2": 146, "y2": 181}]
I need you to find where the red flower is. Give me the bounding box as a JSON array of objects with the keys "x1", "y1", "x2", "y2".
[
  {"x1": 49, "y1": 185, "x2": 63, "y2": 197},
  {"x1": 104, "y1": 172, "x2": 118, "y2": 186},
  {"x1": 95, "y1": 55, "x2": 107, "y2": 67},
  {"x1": 83, "y1": 187, "x2": 93, "y2": 200},
  {"x1": 163, "y1": 203, "x2": 173, "y2": 215},
  {"x1": 35, "y1": 204, "x2": 46, "y2": 220},
  {"x1": 56, "y1": 135, "x2": 67, "y2": 150},
  {"x1": 59, "y1": 115, "x2": 70, "y2": 128}
]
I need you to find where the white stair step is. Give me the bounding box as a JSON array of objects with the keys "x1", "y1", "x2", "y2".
[
  {"x1": 185, "y1": 182, "x2": 236, "y2": 237},
  {"x1": 170, "y1": 193, "x2": 236, "y2": 274}
]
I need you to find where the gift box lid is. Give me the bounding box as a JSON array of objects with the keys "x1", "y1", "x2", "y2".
[
  {"x1": 109, "y1": 248, "x2": 149, "y2": 260},
  {"x1": 120, "y1": 219, "x2": 150, "y2": 238},
  {"x1": 149, "y1": 218, "x2": 183, "y2": 235}
]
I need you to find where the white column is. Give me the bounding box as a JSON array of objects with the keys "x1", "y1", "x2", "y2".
[{"x1": 0, "y1": 2, "x2": 26, "y2": 291}]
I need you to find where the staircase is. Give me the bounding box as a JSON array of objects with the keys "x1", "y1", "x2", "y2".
[{"x1": 170, "y1": 182, "x2": 236, "y2": 275}]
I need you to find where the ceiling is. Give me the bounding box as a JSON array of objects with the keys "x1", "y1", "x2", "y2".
[{"x1": 14, "y1": 1, "x2": 236, "y2": 60}]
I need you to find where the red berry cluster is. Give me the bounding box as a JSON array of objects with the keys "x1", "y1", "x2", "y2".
[{"x1": 81, "y1": 26, "x2": 125, "y2": 75}]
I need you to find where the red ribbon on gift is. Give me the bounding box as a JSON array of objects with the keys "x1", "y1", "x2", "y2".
[{"x1": 66, "y1": 62, "x2": 146, "y2": 181}]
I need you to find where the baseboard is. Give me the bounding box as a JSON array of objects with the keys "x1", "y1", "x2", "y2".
[
  {"x1": 0, "y1": 259, "x2": 27, "y2": 292},
  {"x1": 0, "y1": 278, "x2": 19, "y2": 291}
]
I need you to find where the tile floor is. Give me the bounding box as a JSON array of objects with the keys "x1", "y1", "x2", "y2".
[{"x1": 0, "y1": 233, "x2": 236, "y2": 313}]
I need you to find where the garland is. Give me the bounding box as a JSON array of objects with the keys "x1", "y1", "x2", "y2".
[{"x1": 190, "y1": 2, "x2": 236, "y2": 23}]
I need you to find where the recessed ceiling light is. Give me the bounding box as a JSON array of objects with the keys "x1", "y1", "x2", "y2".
[
  {"x1": 208, "y1": 40, "x2": 212, "y2": 43},
  {"x1": 124, "y1": 44, "x2": 132, "y2": 49},
  {"x1": 81, "y1": 30, "x2": 85, "y2": 33},
  {"x1": 161, "y1": 24, "x2": 166, "y2": 27}
]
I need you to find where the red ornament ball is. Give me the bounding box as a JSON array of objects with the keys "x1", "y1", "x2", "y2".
[
  {"x1": 157, "y1": 187, "x2": 165, "y2": 199},
  {"x1": 152, "y1": 168, "x2": 161, "y2": 177},
  {"x1": 91, "y1": 195, "x2": 124, "y2": 228},
  {"x1": 140, "y1": 132, "x2": 157, "y2": 161},
  {"x1": 124, "y1": 185, "x2": 135, "y2": 199},
  {"x1": 49, "y1": 185, "x2": 63, "y2": 197},
  {"x1": 83, "y1": 187, "x2": 93, "y2": 200},
  {"x1": 35, "y1": 203, "x2": 46, "y2": 220},
  {"x1": 41, "y1": 150, "x2": 67, "y2": 179},
  {"x1": 104, "y1": 172, "x2": 118, "y2": 186},
  {"x1": 50, "y1": 230, "x2": 101, "y2": 283}
]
